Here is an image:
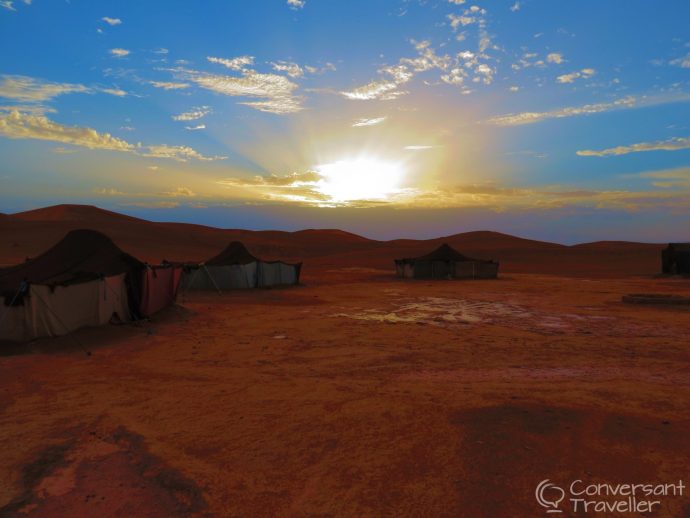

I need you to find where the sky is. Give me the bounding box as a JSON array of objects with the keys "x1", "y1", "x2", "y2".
[{"x1": 1, "y1": 0, "x2": 689, "y2": 243}]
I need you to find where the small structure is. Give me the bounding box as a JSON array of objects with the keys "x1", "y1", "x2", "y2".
[
  {"x1": 661, "y1": 243, "x2": 690, "y2": 275},
  {"x1": 395, "y1": 243, "x2": 499, "y2": 279},
  {"x1": 179, "y1": 241, "x2": 301, "y2": 292},
  {"x1": 0, "y1": 229, "x2": 181, "y2": 342}
]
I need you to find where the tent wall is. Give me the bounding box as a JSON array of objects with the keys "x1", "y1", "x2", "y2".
[
  {"x1": 208, "y1": 264, "x2": 257, "y2": 289},
  {"x1": 0, "y1": 274, "x2": 130, "y2": 342},
  {"x1": 140, "y1": 267, "x2": 182, "y2": 316}
]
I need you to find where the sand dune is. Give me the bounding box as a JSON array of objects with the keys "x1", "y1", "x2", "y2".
[{"x1": 0, "y1": 205, "x2": 664, "y2": 277}]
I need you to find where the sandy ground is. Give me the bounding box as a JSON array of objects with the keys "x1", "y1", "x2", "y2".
[{"x1": 1, "y1": 270, "x2": 689, "y2": 517}]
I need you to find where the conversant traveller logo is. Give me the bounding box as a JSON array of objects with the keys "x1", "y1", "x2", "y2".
[
  {"x1": 535, "y1": 478, "x2": 685, "y2": 514},
  {"x1": 535, "y1": 479, "x2": 565, "y2": 513}
]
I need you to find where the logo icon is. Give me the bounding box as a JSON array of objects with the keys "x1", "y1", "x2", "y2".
[{"x1": 536, "y1": 479, "x2": 565, "y2": 513}]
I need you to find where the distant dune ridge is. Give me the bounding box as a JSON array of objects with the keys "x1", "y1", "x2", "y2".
[{"x1": 0, "y1": 204, "x2": 664, "y2": 277}]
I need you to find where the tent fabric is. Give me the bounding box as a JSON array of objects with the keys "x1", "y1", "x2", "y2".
[
  {"x1": 180, "y1": 241, "x2": 301, "y2": 291},
  {"x1": 139, "y1": 266, "x2": 183, "y2": 316},
  {"x1": 0, "y1": 274, "x2": 130, "y2": 342},
  {"x1": 205, "y1": 241, "x2": 258, "y2": 266},
  {"x1": 395, "y1": 243, "x2": 499, "y2": 279},
  {"x1": 662, "y1": 243, "x2": 690, "y2": 274},
  {"x1": 0, "y1": 229, "x2": 144, "y2": 307}
]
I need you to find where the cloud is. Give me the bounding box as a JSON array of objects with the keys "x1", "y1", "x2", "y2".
[
  {"x1": 184, "y1": 68, "x2": 303, "y2": 114},
  {"x1": 577, "y1": 137, "x2": 690, "y2": 157},
  {"x1": 94, "y1": 187, "x2": 125, "y2": 196},
  {"x1": 404, "y1": 145, "x2": 440, "y2": 150},
  {"x1": 557, "y1": 68, "x2": 595, "y2": 83},
  {"x1": 670, "y1": 53, "x2": 690, "y2": 68},
  {"x1": 448, "y1": 0, "x2": 466, "y2": 4},
  {"x1": 486, "y1": 92, "x2": 690, "y2": 126},
  {"x1": 101, "y1": 17, "x2": 122, "y2": 26},
  {"x1": 0, "y1": 109, "x2": 134, "y2": 151},
  {"x1": 143, "y1": 144, "x2": 226, "y2": 162},
  {"x1": 1, "y1": 1, "x2": 15, "y2": 10},
  {"x1": 163, "y1": 187, "x2": 195, "y2": 197},
  {"x1": 185, "y1": 124, "x2": 206, "y2": 131},
  {"x1": 110, "y1": 48, "x2": 131, "y2": 58},
  {"x1": 546, "y1": 53, "x2": 564, "y2": 64},
  {"x1": 0, "y1": 75, "x2": 89, "y2": 102},
  {"x1": 207, "y1": 55, "x2": 254, "y2": 71},
  {"x1": 271, "y1": 61, "x2": 304, "y2": 78},
  {"x1": 287, "y1": 0, "x2": 305, "y2": 9},
  {"x1": 341, "y1": 80, "x2": 402, "y2": 100},
  {"x1": 352, "y1": 116, "x2": 386, "y2": 127},
  {"x1": 172, "y1": 106, "x2": 211, "y2": 121},
  {"x1": 150, "y1": 81, "x2": 190, "y2": 90},
  {"x1": 341, "y1": 40, "x2": 455, "y2": 100},
  {"x1": 510, "y1": 1, "x2": 520, "y2": 12},
  {"x1": 0, "y1": 109, "x2": 225, "y2": 161}
]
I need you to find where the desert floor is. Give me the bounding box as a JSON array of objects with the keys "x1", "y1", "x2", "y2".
[{"x1": 1, "y1": 270, "x2": 689, "y2": 517}]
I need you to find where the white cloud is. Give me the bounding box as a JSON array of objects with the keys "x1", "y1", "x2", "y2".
[
  {"x1": 153, "y1": 48, "x2": 169, "y2": 55},
  {"x1": 557, "y1": 68, "x2": 595, "y2": 83},
  {"x1": 0, "y1": 75, "x2": 89, "y2": 102},
  {"x1": 0, "y1": 109, "x2": 225, "y2": 161},
  {"x1": 577, "y1": 137, "x2": 690, "y2": 157},
  {"x1": 101, "y1": 17, "x2": 122, "y2": 26},
  {"x1": 547, "y1": 53, "x2": 564, "y2": 64},
  {"x1": 352, "y1": 117, "x2": 386, "y2": 127},
  {"x1": 0, "y1": 109, "x2": 134, "y2": 151},
  {"x1": 1, "y1": 1, "x2": 15, "y2": 10},
  {"x1": 509, "y1": 85, "x2": 520, "y2": 92},
  {"x1": 487, "y1": 92, "x2": 690, "y2": 126},
  {"x1": 670, "y1": 53, "x2": 690, "y2": 68},
  {"x1": 510, "y1": 1, "x2": 520, "y2": 12},
  {"x1": 271, "y1": 61, "x2": 304, "y2": 78},
  {"x1": 150, "y1": 81, "x2": 190, "y2": 90},
  {"x1": 341, "y1": 80, "x2": 402, "y2": 101},
  {"x1": 404, "y1": 145, "x2": 439, "y2": 150},
  {"x1": 448, "y1": 0, "x2": 466, "y2": 4},
  {"x1": 207, "y1": 55, "x2": 254, "y2": 71},
  {"x1": 172, "y1": 106, "x2": 211, "y2": 121},
  {"x1": 287, "y1": 0, "x2": 305, "y2": 9},
  {"x1": 143, "y1": 145, "x2": 225, "y2": 162},
  {"x1": 110, "y1": 48, "x2": 130, "y2": 58},
  {"x1": 186, "y1": 69, "x2": 303, "y2": 114},
  {"x1": 185, "y1": 124, "x2": 206, "y2": 131}
]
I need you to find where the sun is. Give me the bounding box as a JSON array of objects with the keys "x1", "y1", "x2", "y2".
[{"x1": 314, "y1": 157, "x2": 406, "y2": 203}]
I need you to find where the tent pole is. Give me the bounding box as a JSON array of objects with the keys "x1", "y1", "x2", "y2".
[{"x1": 203, "y1": 265, "x2": 223, "y2": 295}]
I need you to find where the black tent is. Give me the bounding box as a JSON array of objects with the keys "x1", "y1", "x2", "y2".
[
  {"x1": 395, "y1": 243, "x2": 499, "y2": 279},
  {"x1": 661, "y1": 243, "x2": 690, "y2": 274}
]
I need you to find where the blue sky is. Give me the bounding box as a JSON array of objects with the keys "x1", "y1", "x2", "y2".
[{"x1": 1, "y1": 0, "x2": 689, "y2": 242}]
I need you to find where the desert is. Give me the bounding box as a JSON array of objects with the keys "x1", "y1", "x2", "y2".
[{"x1": 0, "y1": 205, "x2": 688, "y2": 517}]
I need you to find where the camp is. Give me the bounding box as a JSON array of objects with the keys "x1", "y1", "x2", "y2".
[
  {"x1": 179, "y1": 241, "x2": 302, "y2": 292},
  {"x1": 394, "y1": 243, "x2": 499, "y2": 279},
  {"x1": 0, "y1": 229, "x2": 181, "y2": 342},
  {"x1": 661, "y1": 243, "x2": 690, "y2": 275}
]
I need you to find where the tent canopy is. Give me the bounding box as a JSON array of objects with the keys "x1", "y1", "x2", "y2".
[
  {"x1": 205, "y1": 241, "x2": 259, "y2": 266},
  {"x1": 0, "y1": 229, "x2": 144, "y2": 300},
  {"x1": 396, "y1": 243, "x2": 482, "y2": 264}
]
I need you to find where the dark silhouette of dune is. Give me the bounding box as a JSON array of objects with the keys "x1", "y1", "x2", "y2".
[{"x1": 0, "y1": 204, "x2": 665, "y2": 276}]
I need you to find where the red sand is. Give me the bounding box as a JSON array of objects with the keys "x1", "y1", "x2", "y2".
[{"x1": 0, "y1": 206, "x2": 688, "y2": 517}]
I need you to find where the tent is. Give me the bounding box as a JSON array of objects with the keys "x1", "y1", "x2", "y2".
[
  {"x1": 140, "y1": 264, "x2": 183, "y2": 317},
  {"x1": 0, "y1": 229, "x2": 143, "y2": 341},
  {"x1": 661, "y1": 243, "x2": 690, "y2": 274},
  {"x1": 180, "y1": 241, "x2": 301, "y2": 291},
  {"x1": 394, "y1": 243, "x2": 499, "y2": 279},
  {"x1": 0, "y1": 229, "x2": 181, "y2": 342}
]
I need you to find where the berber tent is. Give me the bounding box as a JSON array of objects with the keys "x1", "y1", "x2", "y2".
[
  {"x1": 661, "y1": 243, "x2": 690, "y2": 275},
  {"x1": 394, "y1": 243, "x2": 499, "y2": 279},
  {"x1": 0, "y1": 229, "x2": 182, "y2": 342},
  {"x1": 0, "y1": 229, "x2": 143, "y2": 342},
  {"x1": 179, "y1": 241, "x2": 301, "y2": 291}
]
